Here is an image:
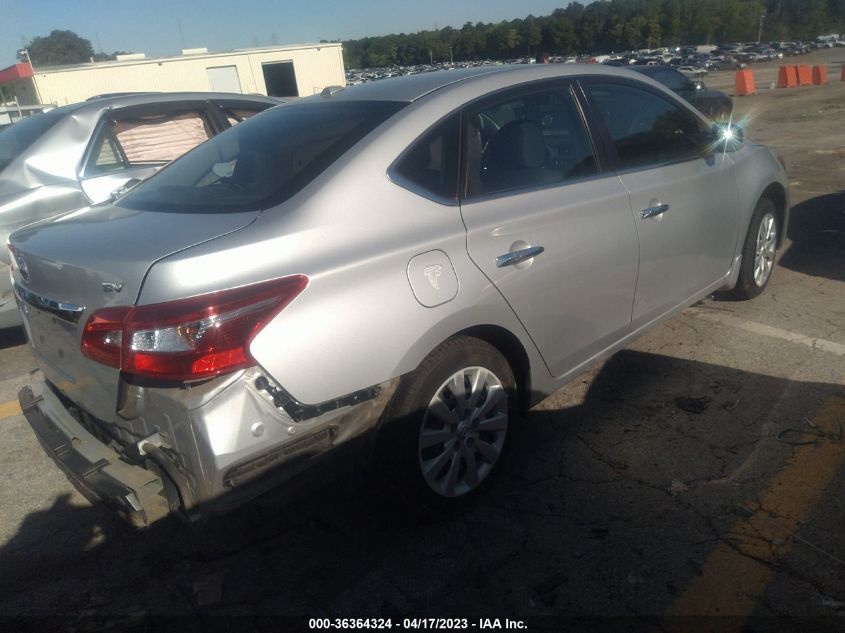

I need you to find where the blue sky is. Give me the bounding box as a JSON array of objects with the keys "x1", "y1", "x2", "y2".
[{"x1": 2, "y1": 0, "x2": 570, "y2": 66}]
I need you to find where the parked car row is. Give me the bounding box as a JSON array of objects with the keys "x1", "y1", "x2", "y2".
[
  {"x1": 9, "y1": 64, "x2": 788, "y2": 527},
  {"x1": 345, "y1": 36, "x2": 834, "y2": 87}
]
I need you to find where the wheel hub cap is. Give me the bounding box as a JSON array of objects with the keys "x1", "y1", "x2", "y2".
[
  {"x1": 418, "y1": 366, "x2": 508, "y2": 498},
  {"x1": 753, "y1": 212, "x2": 777, "y2": 287}
]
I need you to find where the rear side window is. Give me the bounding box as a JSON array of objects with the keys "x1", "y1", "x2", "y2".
[
  {"x1": 586, "y1": 82, "x2": 709, "y2": 170},
  {"x1": 394, "y1": 115, "x2": 459, "y2": 200},
  {"x1": 119, "y1": 100, "x2": 406, "y2": 213},
  {"x1": 89, "y1": 130, "x2": 125, "y2": 174}
]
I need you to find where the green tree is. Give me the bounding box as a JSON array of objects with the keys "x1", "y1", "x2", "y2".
[
  {"x1": 520, "y1": 16, "x2": 543, "y2": 55},
  {"x1": 27, "y1": 30, "x2": 95, "y2": 66},
  {"x1": 544, "y1": 16, "x2": 576, "y2": 53},
  {"x1": 339, "y1": 0, "x2": 845, "y2": 69}
]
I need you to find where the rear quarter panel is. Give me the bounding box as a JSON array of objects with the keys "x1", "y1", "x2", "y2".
[{"x1": 138, "y1": 98, "x2": 551, "y2": 406}]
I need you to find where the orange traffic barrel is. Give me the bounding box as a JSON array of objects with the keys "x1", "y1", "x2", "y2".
[
  {"x1": 797, "y1": 65, "x2": 812, "y2": 86},
  {"x1": 734, "y1": 69, "x2": 756, "y2": 96},
  {"x1": 777, "y1": 65, "x2": 798, "y2": 88},
  {"x1": 812, "y1": 65, "x2": 828, "y2": 85}
]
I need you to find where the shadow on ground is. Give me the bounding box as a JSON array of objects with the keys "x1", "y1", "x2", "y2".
[
  {"x1": 1, "y1": 351, "x2": 842, "y2": 625},
  {"x1": 0, "y1": 327, "x2": 26, "y2": 351},
  {"x1": 779, "y1": 191, "x2": 845, "y2": 283}
]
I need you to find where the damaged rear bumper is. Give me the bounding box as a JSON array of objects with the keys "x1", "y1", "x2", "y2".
[
  {"x1": 20, "y1": 370, "x2": 399, "y2": 527},
  {"x1": 19, "y1": 382, "x2": 169, "y2": 527}
]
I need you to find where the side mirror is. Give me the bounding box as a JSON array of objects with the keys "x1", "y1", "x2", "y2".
[{"x1": 710, "y1": 122, "x2": 744, "y2": 152}]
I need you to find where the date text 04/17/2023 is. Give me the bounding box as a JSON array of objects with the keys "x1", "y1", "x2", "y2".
[{"x1": 307, "y1": 618, "x2": 528, "y2": 630}]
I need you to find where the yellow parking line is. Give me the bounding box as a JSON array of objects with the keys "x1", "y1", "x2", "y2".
[
  {"x1": 0, "y1": 378, "x2": 88, "y2": 420},
  {"x1": 0, "y1": 398, "x2": 22, "y2": 419},
  {"x1": 664, "y1": 394, "x2": 845, "y2": 627}
]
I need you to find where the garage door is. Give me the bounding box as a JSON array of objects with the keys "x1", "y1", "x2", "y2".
[{"x1": 207, "y1": 66, "x2": 242, "y2": 93}]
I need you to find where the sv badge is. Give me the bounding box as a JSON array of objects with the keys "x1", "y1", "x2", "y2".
[{"x1": 102, "y1": 282, "x2": 124, "y2": 293}]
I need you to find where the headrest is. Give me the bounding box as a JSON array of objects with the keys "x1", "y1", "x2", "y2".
[{"x1": 488, "y1": 120, "x2": 546, "y2": 170}]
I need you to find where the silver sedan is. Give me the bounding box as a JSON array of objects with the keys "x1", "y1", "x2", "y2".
[{"x1": 10, "y1": 64, "x2": 788, "y2": 526}]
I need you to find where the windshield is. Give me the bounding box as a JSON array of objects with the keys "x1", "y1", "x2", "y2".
[
  {"x1": 118, "y1": 100, "x2": 406, "y2": 213},
  {"x1": 0, "y1": 110, "x2": 65, "y2": 173},
  {"x1": 651, "y1": 69, "x2": 690, "y2": 92}
]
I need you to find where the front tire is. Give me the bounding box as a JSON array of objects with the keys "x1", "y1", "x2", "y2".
[
  {"x1": 376, "y1": 336, "x2": 516, "y2": 515},
  {"x1": 727, "y1": 197, "x2": 779, "y2": 300}
]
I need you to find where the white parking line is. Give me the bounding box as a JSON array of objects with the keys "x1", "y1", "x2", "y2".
[{"x1": 690, "y1": 309, "x2": 845, "y2": 357}]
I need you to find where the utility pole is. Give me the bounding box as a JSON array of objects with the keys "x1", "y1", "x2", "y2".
[
  {"x1": 177, "y1": 19, "x2": 186, "y2": 49},
  {"x1": 757, "y1": 12, "x2": 766, "y2": 44},
  {"x1": 17, "y1": 48, "x2": 43, "y2": 105}
]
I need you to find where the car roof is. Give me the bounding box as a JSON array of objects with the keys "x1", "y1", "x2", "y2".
[
  {"x1": 324, "y1": 63, "x2": 672, "y2": 103},
  {"x1": 327, "y1": 66, "x2": 512, "y2": 102},
  {"x1": 48, "y1": 92, "x2": 281, "y2": 117}
]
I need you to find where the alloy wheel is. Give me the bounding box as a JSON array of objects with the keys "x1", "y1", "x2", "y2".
[{"x1": 754, "y1": 212, "x2": 777, "y2": 287}]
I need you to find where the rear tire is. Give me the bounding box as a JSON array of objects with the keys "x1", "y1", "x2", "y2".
[
  {"x1": 726, "y1": 197, "x2": 779, "y2": 300},
  {"x1": 376, "y1": 336, "x2": 516, "y2": 516}
]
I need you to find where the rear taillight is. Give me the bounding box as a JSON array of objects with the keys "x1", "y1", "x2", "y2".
[
  {"x1": 82, "y1": 306, "x2": 132, "y2": 368},
  {"x1": 81, "y1": 275, "x2": 308, "y2": 381}
]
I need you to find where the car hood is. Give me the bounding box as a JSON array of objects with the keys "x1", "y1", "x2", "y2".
[{"x1": 697, "y1": 88, "x2": 730, "y2": 102}]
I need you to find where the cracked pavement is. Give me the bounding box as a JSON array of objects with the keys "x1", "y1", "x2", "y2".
[{"x1": 0, "y1": 50, "x2": 844, "y2": 628}]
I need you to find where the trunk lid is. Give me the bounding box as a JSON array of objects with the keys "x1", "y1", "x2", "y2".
[{"x1": 11, "y1": 203, "x2": 259, "y2": 425}]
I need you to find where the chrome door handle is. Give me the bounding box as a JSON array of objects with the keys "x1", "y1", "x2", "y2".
[
  {"x1": 496, "y1": 246, "x2": 545, "y2": 268},
  {"x1": 641, "y1": 203, "x2": 670, "y2": 219}
]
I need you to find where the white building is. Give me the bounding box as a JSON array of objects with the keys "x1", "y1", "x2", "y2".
[{"x1": 0, "y1": 42, "x2": 345, "y2": 108}]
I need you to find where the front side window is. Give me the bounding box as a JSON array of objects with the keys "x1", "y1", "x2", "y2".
[
  {"x1": 119, "y1": 100, "x2": 405, "y2": 213},
  {"x1": 464, "y1": 83, "x2": 598, "y2": 197},
  {"x1": 586, "y1": 82, "x2": 709, "y2": 170}
]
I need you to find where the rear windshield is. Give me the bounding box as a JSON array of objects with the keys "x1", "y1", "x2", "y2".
[
  {"x1": 118, "y1": 100, "x2": 406, "y2": 213},
  {"x1": 0, "y1": 110, "x2": 65, "y2": 173}
]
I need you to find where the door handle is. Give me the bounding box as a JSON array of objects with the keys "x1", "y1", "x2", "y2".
[
  {"x1": 641, "y1": 203, "x2": 670, "y2": 219},
  {"x1": 496, "y1": 246, "x2": 544, "y2": 268}
]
